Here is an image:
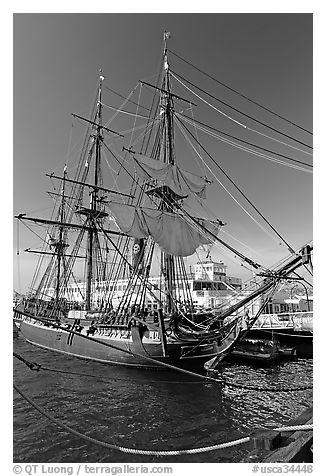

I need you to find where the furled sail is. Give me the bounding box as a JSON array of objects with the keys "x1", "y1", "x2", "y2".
[
  {"x1": 133, "y1": 153, "x2": 208, "y2": 199},
  {"x1": 107, "y1": 202, "x2": 221, "y2": 257}
]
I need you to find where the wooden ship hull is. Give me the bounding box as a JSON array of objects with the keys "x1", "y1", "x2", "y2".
[{"x1": 20, "y1": 317, "x2": 240, "y2": 370}]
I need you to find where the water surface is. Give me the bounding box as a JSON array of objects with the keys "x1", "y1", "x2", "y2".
[{"x1": 13, "y1": 334, "x2": 313, "y2": 463}]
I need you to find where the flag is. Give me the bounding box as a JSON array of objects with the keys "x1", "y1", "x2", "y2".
[{"x1": 132, "y1": 238, "x2": 145, "y2": 273}]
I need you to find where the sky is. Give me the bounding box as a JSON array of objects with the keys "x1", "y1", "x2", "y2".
[{"x1": 12, "y1": 12, "x2": 313, "y2": 293}]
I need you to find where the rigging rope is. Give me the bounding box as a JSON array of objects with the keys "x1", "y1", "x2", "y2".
[
  {"x1": 178, "y1": 114, "x2": 311, "y2": 173},
  {"x1": 103, "y1": 84, "x2": 151, "y2": 112},
  {"x1": 13, "y1": 383, "x2": 313, "y2": 456},
  {"x1": 170, "y1": 71, "x2": 312, "y2": 154},
  {"x1": 179, "y1": 113, "x2": 312, "y2": 168},
  {"x1": 168, "y1": 49, "x2": 313, "y2": 136},
  {"x1": 176, "y1": 119, "x2": 292, "y2": 247},
  {"x1": 101, "y1": 101, "x2": 150, "y2": 120},
  {"x1": 168, "y1": 52, "x2": 313, "y2": 139},
  {"x1": 175, "y1": 115, "x2": 311, "y2": 262},
  {"x1": 188, "y1": 103, "x2": 207, "y2": 177}
]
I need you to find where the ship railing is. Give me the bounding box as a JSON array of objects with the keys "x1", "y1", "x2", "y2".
[{"x1": 252, "y1": 311, "x2": 313, "y2": 329}]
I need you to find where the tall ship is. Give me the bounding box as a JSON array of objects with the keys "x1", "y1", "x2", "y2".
[{"x1": 14, "y1": 33, "x2": 312, "y2": 370}]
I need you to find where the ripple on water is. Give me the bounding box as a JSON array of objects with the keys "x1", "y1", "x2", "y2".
[{"x1": 13, "y1": 336, "x2": 313, "y2": 463}]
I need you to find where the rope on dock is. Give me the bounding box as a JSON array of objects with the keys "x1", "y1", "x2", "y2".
[
  {"x1": 13, "y1": 351, "x2": 313, "y2": 392},
  {"x1": 13, "y1": 382, "x2": 313, "y2": 457},
  {"x1": 275, "y1": 424, "x2": 313, "y2": 432}
]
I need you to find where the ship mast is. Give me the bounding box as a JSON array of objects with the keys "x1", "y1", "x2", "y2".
[
  {"x1": 55, "y1": 166, "x2": 68, "y2": 301},
  {"x1": 84, "y1": 70, "x2": 103, "y2": 309},
  {"x1": 162, "y1": 32, "x2": 176, "y2": 313}
]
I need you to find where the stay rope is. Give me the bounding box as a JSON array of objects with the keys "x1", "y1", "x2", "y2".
[
  {"x1": 178, "y1": 113, "x2": 312, "y2": 173},
  {"x1": 175, "y1": 115, "x2": 313, "y2": 275},
  {"x1": 175, "y1": 118, "x2": 284, "y2": 246},
  {"x1": 170, "y1": 69, "x2": 312, "y2": 152},
  {"x1": 168, "y1": 48, "x2": 312, "y2": 136},
  {"x1": 178, "y1": 112, "x2": 312, "y2": 168}
]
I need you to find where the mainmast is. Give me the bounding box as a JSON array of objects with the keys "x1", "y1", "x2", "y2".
[
  {"x1": 85, "y1": 70, "x2": 105, "y2": 309},
  {"x1": 163, "y1": 32, "x2": 175, "y2": 166},
  {"x1": 161, "y1": 32, "x2": 176, "y2": 313}
]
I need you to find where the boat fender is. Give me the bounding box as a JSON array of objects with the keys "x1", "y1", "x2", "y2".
[{"x1": 165, "y1": 327, "x2": 172, "y2": 337}]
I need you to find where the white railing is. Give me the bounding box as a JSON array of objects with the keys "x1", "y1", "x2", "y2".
[{"x1": 252, "y1": 311, "x2": 313, "y2": 329}]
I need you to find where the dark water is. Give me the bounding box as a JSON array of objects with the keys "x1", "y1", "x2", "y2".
[{"x1": 13, "y1": 334, "x2": 313, "y2": 463}]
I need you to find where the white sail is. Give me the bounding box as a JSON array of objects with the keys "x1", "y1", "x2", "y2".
[
  {"x1": 133, "y1": 153, "x2": 208, "y2": 199},
  {"x1": 107, "y1": 202, "x2": 220, "y2": 256}
]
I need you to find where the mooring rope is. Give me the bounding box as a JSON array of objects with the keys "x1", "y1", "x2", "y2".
[
  {"x1": 13, "y1": 383, "x2": 312, "y2": 456},
  {"x1": 13, "y1": 352, "x2": 313, "y2": 392},
  {"x1": 13, "y1": 352, "x2": 204, "y2": 384},
  {"x1": 275, "y1": 425, "x2": 313, "y2": 432}
]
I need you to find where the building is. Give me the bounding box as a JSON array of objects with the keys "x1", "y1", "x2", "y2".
[
  {"x1": 262, "y1": 290, "x2": 313, "y2": 314},
  {"x1": 44, "y1": 259, "x2": 243, "y2": 311}
]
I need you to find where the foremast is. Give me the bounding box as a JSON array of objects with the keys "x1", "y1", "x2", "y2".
[
  {"x1": 74, "y1": 70, "x2": 109, "y2": 310},
  {"x1": 15, "y1": 70, "x2": 132, "y2": 313},
  {"x1": 54, "y1": 166, "x2": 68, "y2": 302}
]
